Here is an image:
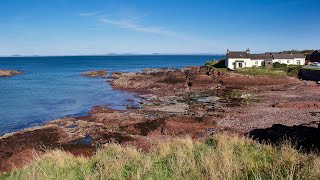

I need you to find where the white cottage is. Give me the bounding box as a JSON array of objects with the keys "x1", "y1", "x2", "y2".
[
  {"x1": 272, "y1": 53, "x2": 305, "y2": 65},
  {"x1": 225, "y1": 49, "x2": 251, "y2": 69},
  {"x1": 225, "y1": 49, "x2": 305, "y2": 70}
]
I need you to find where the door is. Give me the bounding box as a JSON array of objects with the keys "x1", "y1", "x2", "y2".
[{"x1": 238, "y1": 62, "x2": 243, "y2": 68}]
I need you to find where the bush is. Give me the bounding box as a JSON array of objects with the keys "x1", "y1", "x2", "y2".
[
  {"x1": 273, "y1": 62, "x2": 287, "y2": 69},
  {"x1": 205, "y1": 59, "x2": 226, "y2": 69},
  {"x1": 287, "y1": 66, "x2": 302, "y2": 77}
]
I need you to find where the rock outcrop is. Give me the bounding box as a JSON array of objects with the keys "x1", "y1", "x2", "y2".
[
  {"x1": 0, "y1": 69, "x2": 22, "y2": 77},
  {"x1": 81, "y1": 70, "x2": 108, "y2": 78}
]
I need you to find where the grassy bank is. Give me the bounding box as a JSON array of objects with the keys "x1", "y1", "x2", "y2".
[
  {"x1": 1, "y1": 134, "x2": 319, "y2": 179},
  {"x1": 232, "y1": 65, "x2": 302, "y2": 77},
  {"x1": 236, "y1": 67, "x2": 288, "y2": 77}
]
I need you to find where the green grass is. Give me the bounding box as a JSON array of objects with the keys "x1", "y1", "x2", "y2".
[
  {"x1": 205, "y1": 61, "x2": 228, "y2": 73},
  {"x1": 205, "y1": 60, "x2": 228, "y2": 72},
  {"x1": 302, "y1": 66, "x2": 320, "y2": 71},
  {"x1": 234, "y1": 65, "x2": 303, "y2": 77},
  {"x1": 235, "y1": 67, "x2": 288, "y2": 77},
  {"x1": 1, "y1": 134, "x2": 320, "y2": 180}
]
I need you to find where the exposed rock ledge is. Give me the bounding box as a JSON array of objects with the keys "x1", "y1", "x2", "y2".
[
  {"x1": 81, "y1": 70, "x2": 108, "y2": 78},
  {"x1": 0, "y1": 69, "x2": 22, "y2": 77}
]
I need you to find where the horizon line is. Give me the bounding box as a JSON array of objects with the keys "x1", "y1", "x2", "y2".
[{"x1": 0, "y1": 53, "x2": 225, "y2": 58}]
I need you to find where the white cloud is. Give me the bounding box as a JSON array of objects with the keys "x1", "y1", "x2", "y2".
[
  {"x1": 80, "y1": 10, "x2": 192, "y2": 40},
  {"x1": 98, "y1": 17, "x2": 218, "y2": 51},
  {"x1": 79, "y1": 11, "x2": 103, "y2": 17},
  {"x1": 79, "y1": 10, "x2": 218, "y2": 50},
  {"x1": 99, "y1": 18, "x2": 189, "y2": 40}
]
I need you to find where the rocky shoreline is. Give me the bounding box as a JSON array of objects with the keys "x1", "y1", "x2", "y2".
[
  {"x1": 1, "y1": 66, "x2": 320, "y2": 172},
  {"x1": 0, "y1": 69, "x2": 22, "y2": 77}
]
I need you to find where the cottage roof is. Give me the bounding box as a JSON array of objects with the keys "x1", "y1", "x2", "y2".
[
  {"x1": 227, "y1": 49, "x2": 305, "y2": 59},
  {"x1": 272, "y1": 53, "x2": 304, "y2": 59},
  {"x1": 227, "y1": 51, "x2": 250, "y2": 58},
  {"x1": 250, "y1": 54, "x2": 273, "y2": 60},
  {"x1": 265, "y1": 52, "x2": 280, "y2": 55}
]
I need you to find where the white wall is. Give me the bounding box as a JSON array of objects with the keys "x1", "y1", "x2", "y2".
[
  {"x1": 226, "y1": 58, "x2": 252, "y2": 69},
  {"x1": 227, "y1": 58, "x2": 268, "y2": 69},
  {"x1": 226, "y1": 57, "x2": 306, "y2": 70},
  {"x1": 273, "y1": 58, "x2": 305, "y2": 65},
  {"x1": 294, "y1": 58, "x2": 305, "y2": 65},
  {"x1": 251, "y1": 59, "x2": 265, "y2": 67}
]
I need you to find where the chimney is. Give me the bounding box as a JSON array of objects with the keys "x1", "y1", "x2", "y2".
[
  {"x1": 227, "y1": 49, "x2": 230, "y2": 54},
  {"x1": 246, "y1": 48, "x2": 250, "y2": 54}
]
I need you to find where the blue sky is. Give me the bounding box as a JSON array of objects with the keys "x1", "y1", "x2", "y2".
[{"x1": 0, "y1": 0, "x2": 319, "y2": 56}]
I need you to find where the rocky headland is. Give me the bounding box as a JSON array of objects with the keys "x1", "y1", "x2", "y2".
[
  {"x1": 0, "y1": 69, "x2": 22, "y2": 77},
  {"x1": 1, "y1": 66, "x2": 320, "y2": 172}
]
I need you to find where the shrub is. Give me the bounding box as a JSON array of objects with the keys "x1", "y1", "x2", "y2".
[
  {"x1": 273, "y1": 62, "x2": 287, "y2": 69},
  {"x1": 287, "y1": 66, "x2": 302, "y2": 77},
  {"x1": 205, "y1": 59, "x2": 226, "y2": 69}
]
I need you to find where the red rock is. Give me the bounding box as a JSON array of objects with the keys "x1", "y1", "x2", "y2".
[
  {"x1": 89, "y1": 106, "x2": 116, "y2": 114},
  {"x1": 0, "y1": 126, "x2": 68, "y2": 172},
  {"x1": 274, "y1": 102, "x2": 320, "y2": 109}
]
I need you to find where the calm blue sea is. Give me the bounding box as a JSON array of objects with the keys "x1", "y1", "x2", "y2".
[{"x1": 0, "y1": 55, "x2": 221, "y2": 135}]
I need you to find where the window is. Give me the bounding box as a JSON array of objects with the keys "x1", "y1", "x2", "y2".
[
  {"x1": 255, "y1": 61, "x2": 258, "y2": 65},
  {"x1": 287, "y1": 60, "x2": 290, "y2": 64},
  {"x1": 297, "y1": 60, "x2": 301, "y2": 65}
]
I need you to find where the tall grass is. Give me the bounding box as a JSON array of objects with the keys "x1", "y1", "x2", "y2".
[{"x1": 1, "y1": 134, "x2": 320, "y2": 179}]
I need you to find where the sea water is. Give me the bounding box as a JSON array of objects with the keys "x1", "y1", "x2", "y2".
[{"x1": 0, "y1": 55, "x2": 221, "y2": 135}]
